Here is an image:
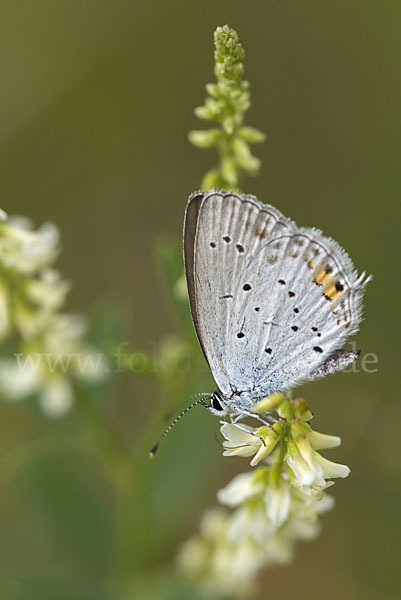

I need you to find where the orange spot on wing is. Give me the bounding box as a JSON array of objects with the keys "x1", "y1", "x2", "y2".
[
  {"x1": 314, "y1": 268, "x2": 332, "y2": 286},
  {"x1": 324, "y1": 281, "x2": 345, "y2": 302}
]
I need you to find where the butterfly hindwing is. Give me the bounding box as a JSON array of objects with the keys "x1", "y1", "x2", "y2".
[{"x1": 184, "y1": 191, "x2": 370, "y2": 398}]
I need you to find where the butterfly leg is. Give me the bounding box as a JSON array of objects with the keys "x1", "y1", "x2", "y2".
[
  {"x1": 229, "y1": 420, "x2": 266, "y2": 446},
  {"x1": 234, "y1": 408, "x2": 279, "y2": 434}
]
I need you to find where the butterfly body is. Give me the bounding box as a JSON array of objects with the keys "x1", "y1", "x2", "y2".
[{"x1": 184, "y1": 190, "x2": 371, "y2": 417}]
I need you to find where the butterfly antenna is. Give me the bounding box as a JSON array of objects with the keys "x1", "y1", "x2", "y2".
[
  {"x1": 163, "y1": 392, "x2": 213, "y2": 422},
  {"x1": 149, "y1": 396, "x2": 211, "y2": 458}
]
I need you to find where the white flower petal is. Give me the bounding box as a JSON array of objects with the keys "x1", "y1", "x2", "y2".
[
  {"x1": 223, "y1": 446, "x2": 258, "y2": 458},
  {"x1": 13, "y1": 301, "x2": 39, "y2": 340},
  {"x1": 72, "y1": 348, "x2": 108, "y2": 381},
  {"x1": 199, "y1": 507, "x2": 227, "y2": 540},
  {"x1": 313, "y1": 451, "x2": 350, "y2": 479},
  {"x1": 287, "y1": 452, "x2": 316, "y2": 486},
  {"x1": 229, "y1": 539, "x2": 262, "y2": 579},
  {"x1": 295, "y1": 436, "x2": 315, "y2": 468},
  {"x1": 220, "y1": 422, "x2": 258, "y2": 446},
  {"x1": 307, "y1": 430, "x2": 341, "y2": 450},
  {"x1": 0, "y1": 357, "x2": 41, "y2": 399},
  {"x1": 39, "y1": 376, "x2": 74, "y2": 417},
  {"x1": 26, "y1": 269, "x2": 71, "y2": 312},
  {"x1": 177, "y1": 537, "x2": 209, "y2": 576},
  {"x1": 217, "y1": 471, "x2": 263, "y2": 507},
  {"x1": 285, "y1": 514, "x2": 321, "y2": 541},
  {"x1": 250, "y1": 432, "x2": 279, "y2": 466},
  {"x1": 227, "y1": 503, "x2": 273, "y2": 544},
  {"x1": 265, "y1": 482, "x2": 291, "y2": 528},
  {"x1": 1, "y1": 218, "x2": 59, "y2": 274},
  {"x1": 262, "y1": 531, "x2": 294, "y2": 565}
]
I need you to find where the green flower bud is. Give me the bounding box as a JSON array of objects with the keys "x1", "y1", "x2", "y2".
[
  {"x1": 222, "y1": 117, "x2": 235, "y2": 135},
  {"x1": 232, "y1": 138, "x2": 251, "y2": 159},
  {"x1": 194, "y1": 104, "x2": 218, "y2": 120},
  {"x1": 188, "y1": 129, "x2": 222, "y2": 148},
  {"x1": 277, "y1": 400, "x2": 293, "y2": 420},
  {"x1": 206, "y1": 83, "x2": 219, "y2": 98},
  {"x1": 250, "y1": 427, "x2": 280, "y2": 466},
  {"x1": 200, "y1": 169, "x2": 221, "y2": 190},
  {"x1": 238, "y1": 126, "x2": 266, "y2": 143},
  {"x1": 235, "y1": 154, "x2": 260, "y2": 174},
  {"x1": 221, "y1": 157, "x2": 238, "y2": 186},
  {"x1": 290, "y1": 421, "x2": 308, "y2": 441},
  {"x1": 253, "y1": 393, "x2": 285, "y2": 413}
]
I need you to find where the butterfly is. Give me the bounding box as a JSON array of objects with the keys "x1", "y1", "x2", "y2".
[{"x1": 183, "y1": 190, "x2": 371, "y2": 417}]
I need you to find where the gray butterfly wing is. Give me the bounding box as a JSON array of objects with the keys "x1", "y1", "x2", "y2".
[
  {"x1": 184, "y1": 190, "x2": 285, "y2": 395},
  {"x1": 184, "y1": 190, "x2": 371, "y2": 398}
]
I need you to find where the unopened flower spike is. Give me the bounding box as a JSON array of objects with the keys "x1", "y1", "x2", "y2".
[{"x1": 189, "y1": 24, "x2": 265, "y2": 191}]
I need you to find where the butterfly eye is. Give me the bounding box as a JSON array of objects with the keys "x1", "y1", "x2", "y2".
[{"x1": 212, "y1": 393, "x2": 224, "y2": 411}]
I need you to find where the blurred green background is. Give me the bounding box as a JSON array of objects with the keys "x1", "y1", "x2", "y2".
[{"x1": 0, "y1": 1, "x2": 400, "y2": 599}]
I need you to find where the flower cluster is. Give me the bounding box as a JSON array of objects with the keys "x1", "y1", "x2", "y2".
[
  {"x1": 178, "y1": 394, "x2": 350, "y2": 596},
  {"x1": 0, "y1": 210, "x2": 107, "y2": 416},
  {"x1": 189, "y1": 25, "x2": 265, "y2": 191}
]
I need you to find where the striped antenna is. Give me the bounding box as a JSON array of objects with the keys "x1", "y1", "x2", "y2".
[
  {"x1": 149, "y1": 395, "x2": 211, "y2": 457},
  {"x1": 163, "y1": 392, "x2": 213, "y2": 422}
]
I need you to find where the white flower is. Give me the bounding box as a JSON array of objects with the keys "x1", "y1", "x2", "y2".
[
  {"x1": 0, "y1": 353, "x2": 74, "y2": 417},
  {"x1": 217, "y1": 470, "x2": 265, "y2": 507},
  {"x1": 0, "y1": 216, "x2": 59, "y2": 274},
  {"x1": 229, "y1": 538, "x2": 265, "y2": 579},
  {"x1": 199, "y1": 507, "x2": 227, "y2": 540},
  {"x1": 25, "y1": 268, "x2": 71, "y2": 312},
  {"x1": 260, "y1": 530, "x2": 294, "y2": 565},
  {"x1": 284, "y1": 488, "x2": 335, "y2": 542},
  {"x1": 227, "y1": 502, "x2": 274, "y2": 544},
  {"x1": 287, "y1": 437, "x2": 350, "y2": 488},
  {"x1": 264, "y1": 480, "x2": 291, "y2": 528},
  {"x1": 307, "y1": 430, "x2": 341, "y2": 450},
  {"x1": 0, "y1": 357, "x2": 41, "y2": 400},
  {"x1": 0, "y1": 210, "x2": 108, "y2": 418},
  {"x1": 179, "y1": 397, "x2": 352, "y2": 594},
  {"x1": 221, "y1": 422, "x2": 280, "y2": 465},
  {"x1": 0, "y1": 311, "x2": 108, "y2": 416},
  {"x1": 38, "y1": 375, "x2": 74, "y2": 417},
  {"x1": 177, "y1": 536, "x2": 209, "y2": 577},
  {"x1": 220, "y1": 422, "x2": 262, "y2": 458},
  {"x1": 13, "y1": 297, "x2": 40, "y2": 340}
]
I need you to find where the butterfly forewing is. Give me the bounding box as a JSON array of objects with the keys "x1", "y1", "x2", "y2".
[{"x1": 184, "y1": 191, "x2": 370, "y2": 399}]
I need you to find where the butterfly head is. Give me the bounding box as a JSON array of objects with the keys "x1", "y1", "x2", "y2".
[{"x1": 209, "y1": 391, "x2": 229, "y2": 416}]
